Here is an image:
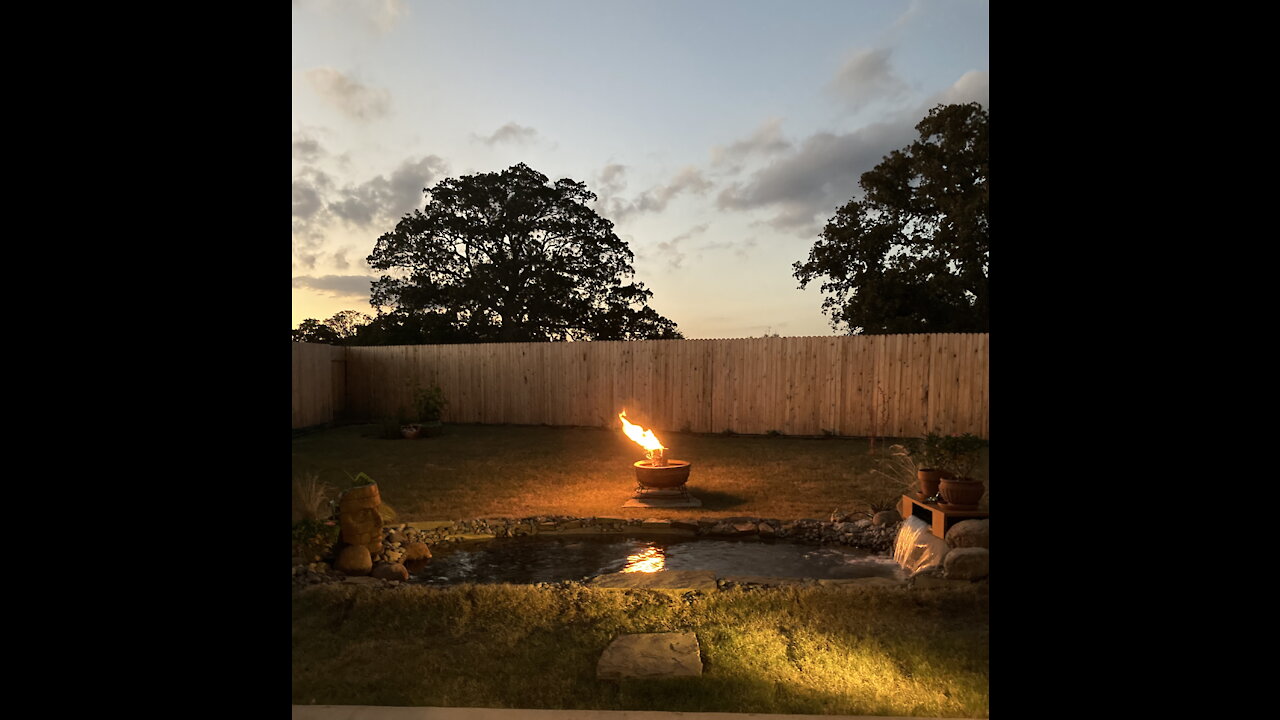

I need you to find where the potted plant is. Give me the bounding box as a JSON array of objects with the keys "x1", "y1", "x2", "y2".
[
  {"x1": 411, "y1": 382, "x2": 448, "y2": 438},
  {"x1": 911, "y1": 432, "x2": 950, "y2": 500},
  {"x1": 394, "y1": 404, "x2": 422, "y2": 439},
  {"x1": 935, "y1": 433, "x2": 988, "y2": 509}
]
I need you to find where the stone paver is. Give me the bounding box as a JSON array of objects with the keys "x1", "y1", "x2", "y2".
[{"x1": 596, "y1": 632, "x2": 702, "y2": 680}]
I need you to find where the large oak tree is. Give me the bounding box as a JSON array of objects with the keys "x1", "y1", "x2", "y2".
[
  {"x1": 368, "y1": 163, "x2": 682, "y2": 342},
  {"x1": 793, "y1": 103, "x2": 989, "y2": 334}
]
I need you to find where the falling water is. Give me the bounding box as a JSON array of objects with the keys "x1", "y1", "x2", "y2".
[{"x1": 892, "y1": 516, "x2": 949, "y2": 575}]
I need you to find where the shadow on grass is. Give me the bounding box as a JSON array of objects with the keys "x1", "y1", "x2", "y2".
[{"x1": 687, "y1": 489, "x2": 748, "y2": 511}]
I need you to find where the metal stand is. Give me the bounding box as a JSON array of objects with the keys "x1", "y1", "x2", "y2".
[{"x1": 623, "y1": 483, "x2": 701, "y2": 508}]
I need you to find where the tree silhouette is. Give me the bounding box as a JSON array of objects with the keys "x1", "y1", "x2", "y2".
[
  {"x1": 794, "y1": 103, "x2": 989, "y2": 334},
  {"x1": 368, "y1": 162, "x2": 682, "y2": 342}
]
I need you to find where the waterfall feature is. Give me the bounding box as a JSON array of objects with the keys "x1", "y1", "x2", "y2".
[{"x1": 893, "y1": 516, "x2": 949, "y2": 575}]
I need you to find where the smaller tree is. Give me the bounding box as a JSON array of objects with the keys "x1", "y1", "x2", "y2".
[
  {"x1": 325, "y1": 310, "x2": 371, "y2": 341},
  {"x1": 291, "y1": 318, "x2": 339, "y2": 344}
]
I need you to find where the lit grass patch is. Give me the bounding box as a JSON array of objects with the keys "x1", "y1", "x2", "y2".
[
  {"x1": 290, "y1": 423, "x2": 989, "y2": 521},
  {"x1": 292, "y1": 582, "x2": 988, "y2": 716}
]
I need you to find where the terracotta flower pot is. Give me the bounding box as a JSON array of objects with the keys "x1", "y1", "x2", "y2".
[
  {"x1": 939, "y1": 477, "x2": 985, "y2": 509},
  {"x1": 401, "y1": 424, "x2": 423, "y2": 439},
  {"x1": 917, "y1": 469, "x2": 943, "y2": 498}
]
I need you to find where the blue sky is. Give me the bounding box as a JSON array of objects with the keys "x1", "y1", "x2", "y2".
[{"x1": 292, "y1": 0, "x2": 989, "y2": 338}]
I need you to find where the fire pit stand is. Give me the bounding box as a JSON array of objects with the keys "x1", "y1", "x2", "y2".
[{"x1": 623, "y1": 459, "x2": 701, "y2": 508}]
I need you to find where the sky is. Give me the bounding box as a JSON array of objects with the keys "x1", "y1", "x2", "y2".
[{"x1": 291, "y1": 0, "x2": 989, "y2": 339}]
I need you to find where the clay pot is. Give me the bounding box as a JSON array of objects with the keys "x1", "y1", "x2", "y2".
[
  {"x1": 939, "y1": 477, "x2": 985, "y2": 509},
  {"x1": 401, "y1": 424, "x2": 423, "y2": 439},
  {"x1": 917, "y1": 469, "x2": 943, "y2": 498},
  {"x1": 634, "y1": 460, "x2": 692, "y2": 488}
]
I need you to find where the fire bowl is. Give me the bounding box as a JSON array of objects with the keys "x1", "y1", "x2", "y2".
[{"x1": 634, "y1": 460, "x2": 692, "y2": 488}]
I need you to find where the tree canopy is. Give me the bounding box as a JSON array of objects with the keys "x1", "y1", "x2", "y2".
[
  {"x1": 291, "y1": 311, "x2": 371, "y2": 345},
  {"x1": 793, "y1": 102, "x2": 989, "y2": 334},
  {"x1": 366, "y1": 162, "x2": 682, "y2": 342}
]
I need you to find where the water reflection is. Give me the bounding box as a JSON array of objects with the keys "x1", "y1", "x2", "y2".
[{"x1": 620, "y1": 543, "x2": 665, "y2": 573}]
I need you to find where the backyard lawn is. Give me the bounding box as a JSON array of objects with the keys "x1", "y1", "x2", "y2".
[
  {"x1": 291, "y1": 422, "x2": 990, "y2": 717},
  {"x1": 290, "y1": 422, "x2": 989, "y2": 522},
  {"x1": 292, "y1": 581, "x2": 989, "y2": 717}
]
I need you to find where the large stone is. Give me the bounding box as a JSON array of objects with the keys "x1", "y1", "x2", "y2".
[
  {"x1": 943, "y1": 547, "x2": 989, "y2": 580},
  {"x1": 334, "y1": 544, "x2": 372, "y2": 576},
  {"x1": 872, "y1": 510, "x2": 902, "y2": 526},
  {"x1": 945, "y1": 519, "x2": 990, "y2": 549},
  {"x1": 403, "y1": 542, "x2": 432, "y2": 561},
  {"x1": 588, "y1": 570, "x2": 717, "y2": 591},
  {"x1": 371, "y1": 562, "x2": 410, "y2": 581},
  {"x1": 597, "y1": 632, "x2": 702, "y2": 680}
]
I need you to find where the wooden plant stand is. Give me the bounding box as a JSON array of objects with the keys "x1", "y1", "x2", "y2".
[{"x1": 899, "y1": 494, "x2": 989, "y2": 540}]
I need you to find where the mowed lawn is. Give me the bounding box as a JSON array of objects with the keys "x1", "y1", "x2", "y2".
[
  {"x1": 290, "y1": 423, "x2": 990, "y2": 521},
  {"x1": 292, "y1": 582, "x2": 990, "y2": 717}
]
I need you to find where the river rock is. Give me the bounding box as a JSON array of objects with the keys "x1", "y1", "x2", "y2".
[
  {"x1": 943, "y1": 547, "x2": 989, "y2": 580},
  {"x1": 334, "y1": 545, "x2": 372, "y2": 576},
  {"x1": 872, "y1": 510, "x2": 901, "y2": 526},
  {"x1": 371, "y1": 562, "x2": 410, "y2": 581},
  {"x1": 386, "y1": 531, "x2": 406, "y2": 544},
  {"x1": 945, "y1": 519, "x2": 989, "y2": 549},
  {"x1": 597, "y1": 632, "x2": 702, "y2": 680}
]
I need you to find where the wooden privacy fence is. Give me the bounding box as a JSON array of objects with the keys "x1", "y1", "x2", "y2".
[
  {"x1": 292, "y1": 342, "x2": 347, "y2": 429},
  {"x1": 338, "y1": 334, "x2": 988, "y2": 438}
]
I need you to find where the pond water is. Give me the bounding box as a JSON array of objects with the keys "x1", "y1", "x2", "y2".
[{"x1": 406, "y1": 535, "x2": 904, "y2": 585}]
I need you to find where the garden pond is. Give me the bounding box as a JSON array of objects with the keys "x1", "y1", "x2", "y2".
[{"x1": 404, "y1": 534, "x2": 906, "y2": 585}]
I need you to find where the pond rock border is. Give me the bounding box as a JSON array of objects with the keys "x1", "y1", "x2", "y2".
[{"x1": 292, "y1": 510, "x2": 988, "y2": 590}]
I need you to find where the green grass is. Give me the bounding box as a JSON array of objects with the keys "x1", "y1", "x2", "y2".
[
  {"x1": 291, "y1": 423, "x2": 989, "y2": 522},
  {"x1": 292, "y1": 582, "x2": 989, "y2": 717}
]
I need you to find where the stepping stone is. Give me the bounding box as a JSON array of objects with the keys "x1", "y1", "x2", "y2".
[
  {"x1": 597, "y1": 632, "x2": 702, "y2": 680},
  {"x1": 588, "y1": 570, "x2": 717, "y2": 591}
]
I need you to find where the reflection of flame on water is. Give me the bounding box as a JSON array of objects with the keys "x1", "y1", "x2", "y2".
[{"x1": 620, "y1": 544, "x2": 666, "y2": 573}]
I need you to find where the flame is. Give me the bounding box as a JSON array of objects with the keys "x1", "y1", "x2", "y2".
[{"x1": 619, "y1": 409, "x2": 665, "y2": 453}]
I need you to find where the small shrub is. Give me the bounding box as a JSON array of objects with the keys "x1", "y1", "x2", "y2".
[
  {"x1": 766, "y1": 429, "x2": 781, "y2": 437},
  {"x1": 291, "y1": 517, "x2": 340, "y2": 560},
  {"x1": 292, "y1": 473, "x2": 334, "y2": 524},
  {"x1": 722, "y1": 428, "x2": 737, "y2": 436}
]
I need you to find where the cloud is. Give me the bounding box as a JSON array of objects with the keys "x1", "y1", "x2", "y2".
[
  {"x1": 292, "y1": 131, "x2": 325, "y2": 162},
  {"x1": 305, "y1": 67, "x2": 392, "y2": 121},
  {"x1": 292, "y1": 274, "x2": 376, "y2": 298},
  {"x1": 366, "y1": 0, "x2": 407, "y2": 33},
  {"x1": 597, "y1": 164, "x2": 627, "y2": 195},
  {"x1": 710, "y1": 118, "x2": 791, "y2": 171},
  {"x1": 608, "y1": 166, "x2": 713, "y2": 221},
  {"x1": 716, "y1": 71, "x2": 989, "y2": 237},
  {"x1": 476, "y1": 122, "x2": 539, "y2": 146},
  {"x1": 654, "y1": 224, "x2": 709, "y2": 270},
  {"x1": 699, "y1": 235, "x2": 758, "y2": 260},
  {"x1": 328, "y1": 155, "x2": 448, "y2": 227},
  {"x1": 827, "y1": 48, "x2": 909, "y2": 111},
  {"x1": 932, "y1": 69, "x2": 990, "y2": 107},
  {"x1": 293, "y1": 0, "x2": 408, "y2": 34}
]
